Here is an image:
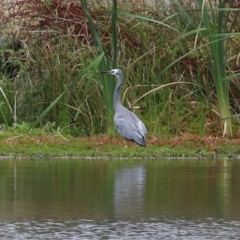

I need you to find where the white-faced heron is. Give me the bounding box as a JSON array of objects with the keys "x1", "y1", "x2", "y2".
[{"x1": 102, "y1": 69, "x2": 147, "y2": 146}]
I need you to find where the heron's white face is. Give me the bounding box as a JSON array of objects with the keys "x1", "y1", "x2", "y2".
[{"x1": 108, "y1": 69, "x2": 122, "y2": 76}]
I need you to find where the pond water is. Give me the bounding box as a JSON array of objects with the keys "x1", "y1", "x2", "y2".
[{"x1": 0, "y1": 159, "x2": 240, "y2": 239}]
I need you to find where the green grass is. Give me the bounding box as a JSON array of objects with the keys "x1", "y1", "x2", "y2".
[
  {"x1": 0, "y1": 125, "x2": 240, "y2": 159},
  {"x1": 0, "y1": 132, "x2": 214, "y2": 159}
]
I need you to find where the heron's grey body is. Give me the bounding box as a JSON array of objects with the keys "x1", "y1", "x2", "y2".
[{"x1": 102, "y1": 69, "x2": 147, "y2": 146}]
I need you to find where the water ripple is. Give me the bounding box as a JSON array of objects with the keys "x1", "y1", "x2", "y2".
[{"x1": 0, "y1": 218, "x2": 240, "y2": 239}]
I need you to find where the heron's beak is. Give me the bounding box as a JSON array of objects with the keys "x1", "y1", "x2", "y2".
[{"x1": 100, "y1": 71, "x2": 109, "y2": 74}]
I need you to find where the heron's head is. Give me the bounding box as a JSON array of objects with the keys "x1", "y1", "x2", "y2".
[
  {"x1": 108, "y1": 69, "x2": 122, "y2": 76},
  {"x1": 101, "y1": 68, "x2": 123, "y2": 78}
]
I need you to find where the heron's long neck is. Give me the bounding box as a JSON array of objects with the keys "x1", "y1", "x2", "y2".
[{"x1": 113, "y1": 76, "x2": 123, "y2": 112}]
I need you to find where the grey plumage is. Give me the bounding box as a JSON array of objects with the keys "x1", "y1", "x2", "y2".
[{"x1": 102, "y1": 69, "x2": 147, "y2": 146}]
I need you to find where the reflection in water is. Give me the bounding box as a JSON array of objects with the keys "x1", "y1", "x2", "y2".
[
  {"x1": 114, "y1": 166, "x2": 146, "y2": 218},
  {"x1": 13, "y1": 165, "x2": 17, "y2": 200}
]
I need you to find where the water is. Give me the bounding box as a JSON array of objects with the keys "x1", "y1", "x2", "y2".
[{"x1": 0, "y1": 159, "x2": 240, "y2": 239}]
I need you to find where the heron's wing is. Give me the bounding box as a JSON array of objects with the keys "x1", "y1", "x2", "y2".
[
  {"x1": 134, "y1": 113, "x2": 147, "y2": 135},
  {"x1": 114, "y1": 109, "x2": 147, "y2": 142},
  {"x1": 127, "y1": 109, "x2": 147, "y2": 135}
]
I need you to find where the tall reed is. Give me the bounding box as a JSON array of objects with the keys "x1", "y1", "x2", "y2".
[
  {"x1": 195, "y1": 0, "x2": 239, "y2": 137},
  {"x1": 80, "y1": 0, "x2": 116, "y2": 135}
]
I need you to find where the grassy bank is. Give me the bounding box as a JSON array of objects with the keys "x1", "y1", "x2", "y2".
[
  {"x1": 0, "y1": 127, "x2": 240, "y2": 159},
  {"x1": 0, "y1": 1, "x2": 240, "y2": 140}
]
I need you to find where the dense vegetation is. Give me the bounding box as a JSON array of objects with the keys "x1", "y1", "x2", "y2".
[{"x1": 0, "y1": 0, "x2": 239, "y2": 139}]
